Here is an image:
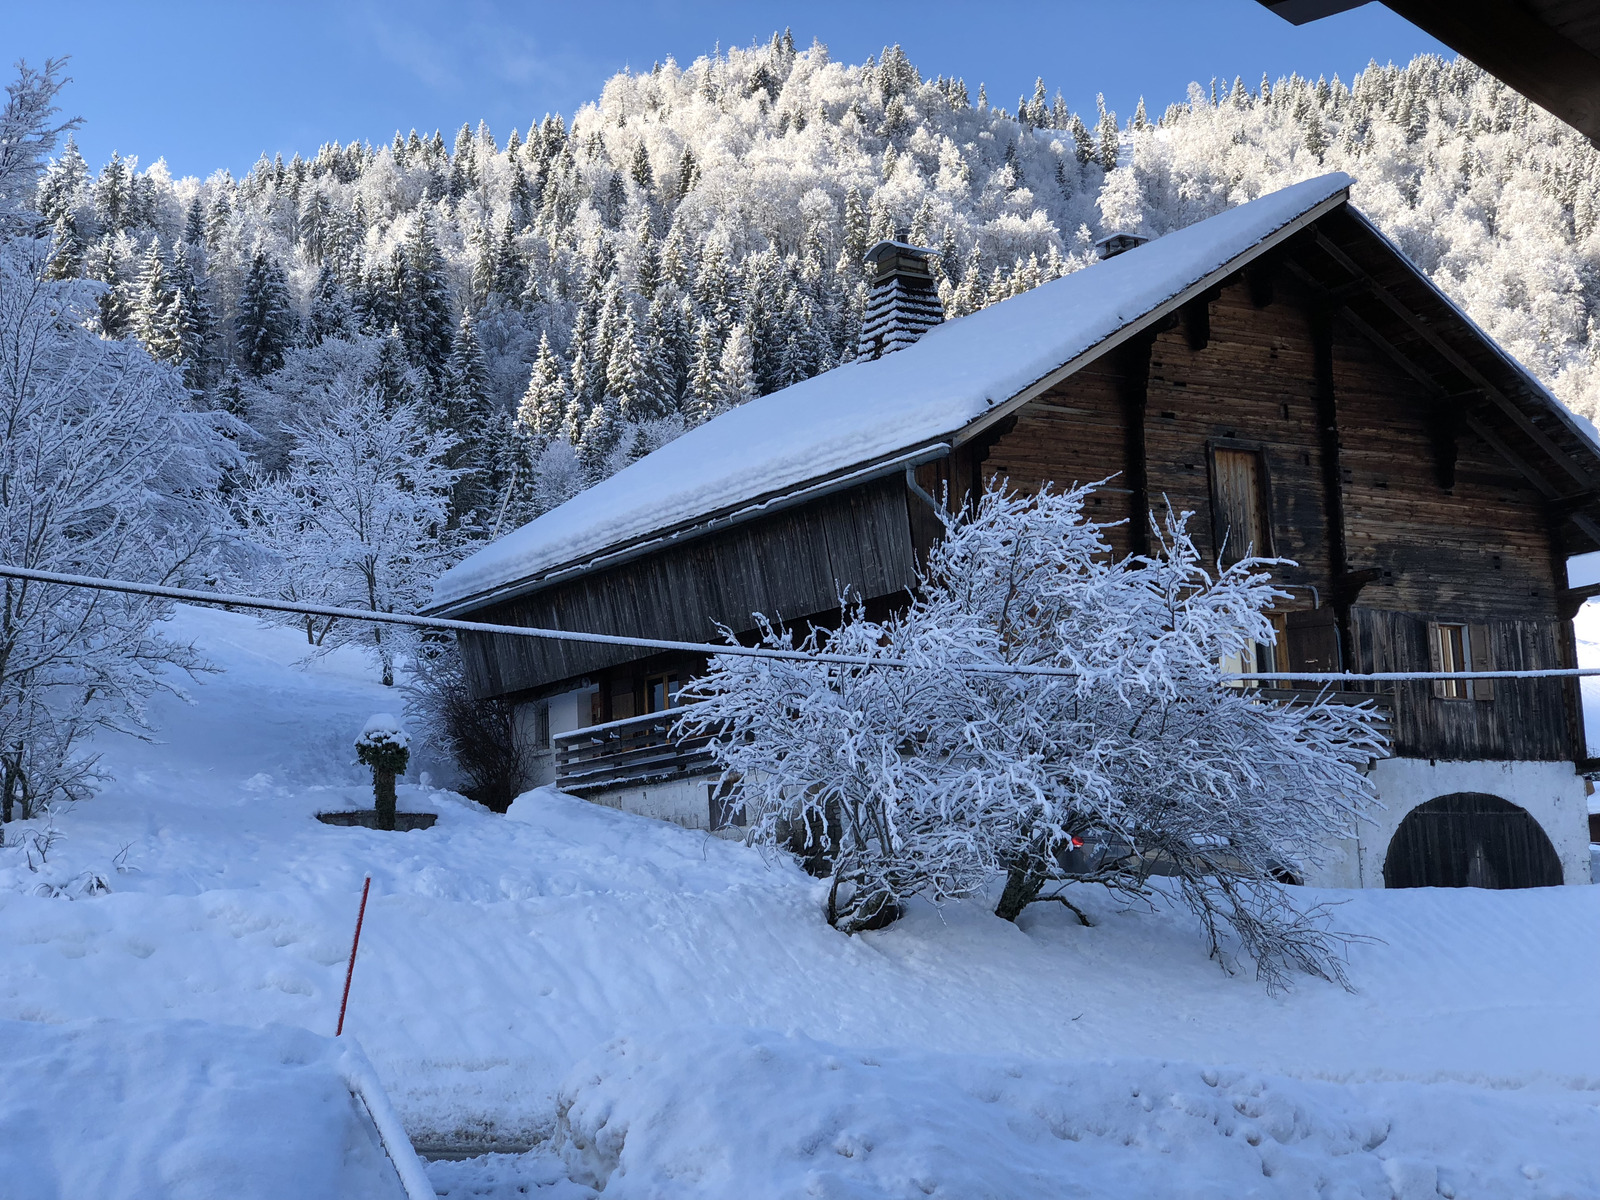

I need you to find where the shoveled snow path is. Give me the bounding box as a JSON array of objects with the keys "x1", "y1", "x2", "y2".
[{"x1": 2, "y1": 606, "x2": 1599, "y2": 1195}]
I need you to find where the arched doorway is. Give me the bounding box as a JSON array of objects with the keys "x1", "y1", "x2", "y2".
[{"x1": 1383, "y1": 793, "x2": 1563, "y2": 889}]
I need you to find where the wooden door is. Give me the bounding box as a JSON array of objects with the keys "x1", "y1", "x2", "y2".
[{"x1": 1382, "y1": 792, "x2": 1563, "y2": 888}]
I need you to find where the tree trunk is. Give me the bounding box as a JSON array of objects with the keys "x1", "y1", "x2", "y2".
[
  {"x1": 373, "y1": 766, "x2": 397, "y2": 831},
  {"x1": 994, "y1": 863, "x2": 1048, "y2": 923}
]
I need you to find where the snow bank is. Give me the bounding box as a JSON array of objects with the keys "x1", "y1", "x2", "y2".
[
  {"x1": 557, "y1": 1027, "x2": 1600, "y2": 1199},
  {"x1": 10, "y1": 605, "x2": 1600, "y2": 1195},
  {"x1": 0, "y1": 1017, "x2": 425, "y2": 1200},
  {"x1": 432, "y1": 174, "x2": 1352, "y2": 609}
]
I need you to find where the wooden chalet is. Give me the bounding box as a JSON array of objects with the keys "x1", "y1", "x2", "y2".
[{"x1": 430, "y1": 173, "x2": 1600, "y2": 890}]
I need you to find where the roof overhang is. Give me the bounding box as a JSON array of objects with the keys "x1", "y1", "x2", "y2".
[{"x1": 426, "y1": 442, "x2": 952, "y2": 617}]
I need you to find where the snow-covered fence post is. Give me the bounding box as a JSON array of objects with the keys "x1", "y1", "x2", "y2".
[{"x1": 355, "y1": 716, "x2": 410, "y2": 832}]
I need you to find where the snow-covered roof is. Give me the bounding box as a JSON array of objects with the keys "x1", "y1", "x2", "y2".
[{"x1": 432, "y1": 173, "x2": 1354, "y2": 613}]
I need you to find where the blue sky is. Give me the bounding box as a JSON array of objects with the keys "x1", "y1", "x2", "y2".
[{"x1": 5, "y1": 1, "x2": 1447, "y2": 180}]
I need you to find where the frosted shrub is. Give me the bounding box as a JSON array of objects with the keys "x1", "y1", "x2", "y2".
[
  {"x1": 355, "y1": 716, "x2": 410, "y2": 832},
  {"x1": 680, "y1": 481, "x2": 1386, "y2": 987}
]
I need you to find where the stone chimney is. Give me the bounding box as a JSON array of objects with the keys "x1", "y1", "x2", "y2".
[
  {"x1": 1094, "y1": 231, "x2": 1149, "y2": 260},
  {"x1": 858, "y1": 240, "x2": 944, "y2": 361}
]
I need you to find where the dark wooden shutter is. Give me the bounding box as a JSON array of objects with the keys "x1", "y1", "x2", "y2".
[
  {"x1": 1284, "y1": 609, "x2": 1341, "y2": 675},
  {"x1": 1468, "y1": 623, "x2": 1493, "y2": 701}
]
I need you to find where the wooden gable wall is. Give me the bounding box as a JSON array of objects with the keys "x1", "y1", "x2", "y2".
[{"x1": 971, "y1": 259, "x2": 1577, "y2": 762}]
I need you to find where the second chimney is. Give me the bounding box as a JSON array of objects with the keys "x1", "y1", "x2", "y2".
[{"x1": 858, "y1": 240, "x2": 944, "y2": 361}]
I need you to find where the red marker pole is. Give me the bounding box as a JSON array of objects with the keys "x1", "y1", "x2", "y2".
[{"x1": 336, "y1": 876, "x2": 372, "y2": 1036}]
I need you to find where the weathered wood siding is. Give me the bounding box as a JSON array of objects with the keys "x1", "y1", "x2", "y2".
[
  {"x1": 1350, "y1": 608, "x2": 1574, "y2": 760},
  {"x1": 978, "y1": 267, "x2": 1573, "y2": 763},
  {"x1": 459, "y1": 475, "x2": 919, "y2": 699}
]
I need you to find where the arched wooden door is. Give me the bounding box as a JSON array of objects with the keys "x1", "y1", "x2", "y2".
[{"x1": 1382, "y1": 793, "x2": 1563, "y2": 889}]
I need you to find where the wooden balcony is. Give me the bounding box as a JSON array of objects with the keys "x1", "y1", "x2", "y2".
[{"x1": 553, "y1": 703, "x2": 717, "y2": 796}]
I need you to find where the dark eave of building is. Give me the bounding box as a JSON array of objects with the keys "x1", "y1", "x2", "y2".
[{"x1": 1255, "y1": 0, "x2": 1600, "y2": 147}]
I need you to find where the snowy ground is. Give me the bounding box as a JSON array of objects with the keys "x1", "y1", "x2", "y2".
[{"x1": 4, "y1": 605, "x2": 1600, "y2": 1197}]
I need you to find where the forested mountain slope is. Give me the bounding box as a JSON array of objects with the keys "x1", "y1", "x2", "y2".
[{"x1": 34, "y1": 38, "x2": 1600, "y2": 525}]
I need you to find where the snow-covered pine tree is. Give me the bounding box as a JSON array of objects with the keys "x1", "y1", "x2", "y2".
[
  {"x1": 237, "y1": 248, "x2": 293, "y2": 376},
  {"x1": 132, "y1": 241, "x2": 179, "y2": 364}
]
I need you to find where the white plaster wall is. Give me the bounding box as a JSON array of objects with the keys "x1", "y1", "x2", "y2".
[
  {"x1": 514, "y1": 686, "x2": 596, "y2": 789},
  {"x1": 1303, "y1": 758, "x2": 1592, "y2": 889},
  {"x1": 587, "y1": 775, "x2": 717, "y2": 832}
]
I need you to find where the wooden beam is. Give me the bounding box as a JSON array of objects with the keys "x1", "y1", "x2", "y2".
[
  {"x1": 1310, "y1": 307, "x2": 1354, "y2": 670},
  {"x1": 1119, "y1": 334, "x2": 1155, "y2": 557},
  {"x1": 1289, "y1": 258, "x2": 1600, "y2": 548},
  {"x1": 1313, "y1": 231, "x2": 1595, "y2": 488}
]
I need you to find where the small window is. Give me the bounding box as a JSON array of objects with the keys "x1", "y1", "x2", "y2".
[
  {"x1": 1221, "y1": 611, "x2": 1287, "y2": 687},
  {"x1": 1210, "y1": 447, "x2": 1272, "y2": 565},
  {"x1": 1429, "y1": 622, "x2": 1493, "y2": 701},
  {"x1": 1431, "y1": 622, "x2": 1469, "y2": 699},
  {"x1": 645, "y1": 672, "x2": 683, "y2": 713}
]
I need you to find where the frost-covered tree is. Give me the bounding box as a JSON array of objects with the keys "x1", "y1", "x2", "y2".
[
  {"x1": 236, "y1": 384, "x2": 460, "y2": 685},
  {"x1": 0, "y1": 62, "x2": 236, "y2": 820},
  {"x1": 680, "y1": 482, "x2": 1384, "y2": 987},
  {"x1": 237, "y1": 248, "x2": 293, "y2": 376}
]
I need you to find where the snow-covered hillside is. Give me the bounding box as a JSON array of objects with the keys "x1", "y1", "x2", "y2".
[{"x1": 3, "y1": 604, "x2": 1600, "y2": 1196}]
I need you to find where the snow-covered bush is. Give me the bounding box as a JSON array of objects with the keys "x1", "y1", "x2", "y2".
[
  {"x1": 679, "y1": 481, "x2": 1385, "y2": 987},
  {"x1": 355, "y1": 714, "x2": 410, "y2": 831},
  {"x1": 0, "y1": 62, "x2": 237, "y2": 821}
]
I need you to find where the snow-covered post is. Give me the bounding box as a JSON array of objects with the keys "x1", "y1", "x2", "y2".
[{"x1": 355, "y1": 716, "x2": 410, "y2": 832}]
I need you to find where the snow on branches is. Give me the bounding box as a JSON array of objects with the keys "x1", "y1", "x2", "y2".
[
  {"x1": 679, "y1": 481, "x2": 1385, "y2": 987},
  {"x1": 236, "y1": 384, "x2": 461, "y2": 685}
]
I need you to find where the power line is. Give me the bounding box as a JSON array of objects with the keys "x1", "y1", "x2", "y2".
[
  {"x1": 0, "y1": 564, "x2": 1087, "y2": 677},
  {"x1": 5, "y1": 563, "x2": 1598, "y2": 686}
]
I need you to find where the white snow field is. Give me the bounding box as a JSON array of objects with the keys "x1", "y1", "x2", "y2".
[
  {"x1": 4, "y1": 604, "x2": 1600, "y2": 1197},
  {"x1": 0, "y1": 1017, "x2": 428, "y2": 1199}
]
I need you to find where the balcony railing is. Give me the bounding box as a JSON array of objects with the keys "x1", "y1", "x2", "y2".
[
  {"x1": 552, "y1": 687, "x2": 1392, "y2": 798},
  {"x1": 553, "y1": 702, "x2": 717, "y2": 796}
]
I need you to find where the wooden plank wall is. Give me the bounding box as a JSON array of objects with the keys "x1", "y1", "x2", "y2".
[
  {"x1": 459, "y1": 474, "x2": 920, "y2": 699},
  {"x1": 979, "y1": 259, "x2": 1574, "y2": 763},
  {"x1": 1351, "y1": 608, "x2": 1573, "y2": 760}
]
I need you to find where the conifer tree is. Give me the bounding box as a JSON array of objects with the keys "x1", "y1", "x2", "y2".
[
  {"x1": 366, "y1": 327, "x2": 425, "y2": 413},
  {"x1": 237, "y1": 248, "x2": 294, "y2": 376},
  {"x1": 1070, "y1": 113, "x2": 1094, "y2": 165},
  {"x1": 1096, "y1": 95, "x2": 1120, "y2": 170},
  {"x1": 183, "y1": 195, "x2": 205, "y2": 244},
  {"x1": 92, "y1": 151, "x2": 132, "y2": 232},
  {"x1": 401, "y1": 212, "x2": 454, "y2": 381},
  {"x1": 517, "y1": 331, "x2": 569, "y2": 446},
  {"x1": 36, "y1": 133, "x2": 87, "y2": 224},
  {"x1": 305, "y1": 261, "x2": 355, "y2": 345},
  {"x1": 90, "y1": 235, "x2": 131, "y2": 339},
  {"x1": 576, "y1": 394, "x2": 620, "y2": 480},
  {"x1": 133, "y1": 241, "x2": 178, "y2": 363},
  {"x1": 44, "y1": 212, "x2": 82, "y2": 280},
  {"x1": 170, "y1": 242, "x2": 215, "y2": 391},
  {"x1": 443, "y1": 311, "x2": 500, "y2": 519}
]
